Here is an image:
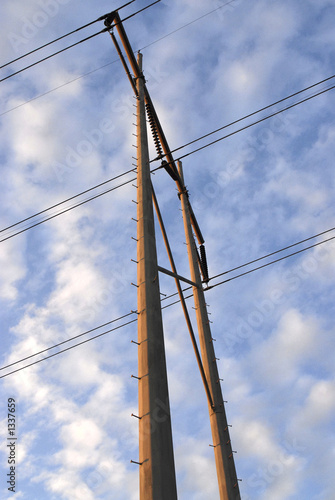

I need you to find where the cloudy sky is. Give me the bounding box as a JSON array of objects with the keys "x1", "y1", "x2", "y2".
[{"x1": 0, "y1": 0, "x2": 335, "y2": 498}]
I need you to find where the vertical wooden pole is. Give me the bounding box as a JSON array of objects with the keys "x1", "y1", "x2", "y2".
[{"x1": 136, "y1": 53, "x2": 178, "y2": 500}]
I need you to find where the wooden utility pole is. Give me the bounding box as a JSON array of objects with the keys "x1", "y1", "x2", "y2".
[
  {"x1": 107, "y1": 11, "x2": 240, "y2": 497},
  {"x1": 178, "y1": 161, "x2": 240, "y2": 500},
  {"x1": 135, "y1": 52, "x2": 178, "y2": 500}
]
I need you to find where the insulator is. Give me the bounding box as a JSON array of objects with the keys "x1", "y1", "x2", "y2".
[
  {"x1": 145, "y1": 103, "x2": 163, "y2": 159},
  {"x1": 200, "y1": 244, "x2": 209, "y2": 283}
]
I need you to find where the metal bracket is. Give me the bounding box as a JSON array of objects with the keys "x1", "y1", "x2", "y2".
[{"x1": 157, "y1": 266, "x2": 199, "y2": 288}]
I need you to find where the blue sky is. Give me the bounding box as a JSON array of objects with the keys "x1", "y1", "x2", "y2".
[{"x1": 0, "y1": 0, "x2": 335, "y2": 498}]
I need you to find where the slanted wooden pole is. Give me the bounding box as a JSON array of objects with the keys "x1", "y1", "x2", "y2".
[{"x1": 177, "y1": 160, "x2": 240, "y2": 500}]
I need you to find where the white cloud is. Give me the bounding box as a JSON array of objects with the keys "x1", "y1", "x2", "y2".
[
  {"x1": 0, "y1": 240, "x2": 26, "y2": 300},
  {"x1": 246, "y1": 309, "x2": 319, "y2": 386}
]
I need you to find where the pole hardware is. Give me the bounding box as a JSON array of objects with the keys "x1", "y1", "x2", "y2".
[
  {"x1": 157, "y1": 265, "x2": 199, "y2": 288},
  {"x1": 131, "y1": 375, "x2": 141, "y2": 380},
  {"x1": 103, "y1": 11, "x2": 117, "y2": 29},
  {"x1": 131, "y1": 413, "x2": 142, "y2": 419},
  {"x1": 130, "y1": 459, "x2": 149, "y2": 466},
  {"x1": 131, "y1": 338, "x2": 148, "y2": 345}
]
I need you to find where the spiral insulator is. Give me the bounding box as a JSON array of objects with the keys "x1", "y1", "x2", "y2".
[{"x1": 145, "y1": 103, "x2": 163, "y2": 159}]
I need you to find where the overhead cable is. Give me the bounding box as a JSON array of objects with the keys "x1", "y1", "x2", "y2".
[
  {"x1": 0, "y1": 1, "x2": 136, "y2": 71},
  {"x1": 151, "y1": 82, "x2": 335, "y2": 164},
  {"x1": 0, "y1": 168, "x2": 135, "y2": 235},
  {"x1": 1, "y1": 67, "x2": 334, "y2": 243},
  {"x1": 0, "y1": 312, "x2": 136, "y2": 373},
  {"x1": 0, "y1": 318, "x2": 138, "y2": 379},
  {"x1": 167, "y1": 78, "x2": 335, "y2": 157},
  {"x1": 0, "y1": 174, "x2": 136, "y2": 244},
  {"x1": 0, "y1": 292, "x2": 195, "y2": 379},
  {"x1": 208, "y1": 226, "x2": 335, "y2": 282},
  {"x1": 206, "y1": 235, "x2": 335, "y2": 290},
  {"x1": 1, "y1": 1, "x2": 251, "y2": 118},
  {"x1": 0, "y1": 31, "x2": 106, "y2": 84},
  {"x1": 139, "y1": 0, "x2": 239, "y2": 50},
  {"x1": 0, "y1": 59, "x2": 120, "y2": 118},
  {"x1": 0, "y1": 1, "x2": 160, "y2": 85},
  {"x1": 1, "y1": 232, "x2": 334, "y2": 378}
]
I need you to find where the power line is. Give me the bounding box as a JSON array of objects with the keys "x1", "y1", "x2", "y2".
[
  {"x1": 1, "y1": 232, "x2": 334, "y2": 378},
  {"x1": 0, "y1": 59, "x2": 120, "y2": 118},
  {"x1": 0, "y1": 168, "x2": 135, "y2": 235},
  {"x1": 0, "y1": 1, "x2": 136, "y2": 71},
  {"x1": 0, "y1": 312, "x2": 136, "y2": 373},
  {"x1": 206, "y1": 235, "x2": 335, "y2": 290},
  {"x1": 167, "y1": 77, "x2": 335, "y2": 157},
  {"x1": 208, "y1": 226, "x2": 335, "y2": 282},
  {"x1": 139, "y1": 0, "x2": 238, "y2": 51},
  {"x1": 0, "y1": 1, "x2": 160, "y2": 85},
  {"x1": 0, "y1": 174, "x2": 136, "y2": 244},
  {"x1": 152, "y1": 81, "x2": 335, "y2": 164},
  {"x1": 0, "y1": 30, "x2": 106, "y2": 85},
  {"x1": 0, "y1": 292, "x2": 196, "y2": 379},
  {"x1": 1, "y1": 70, "x2": 333, "y2": 243},
  {"x1": 0, "y1": 1, "x2": 242, "y2": 118},
  {"x1": 0, "y1": 318, "x2": 138, "y2": 380},
  {"x1": 3, "y1": 68, "x2": 335, "y2": 238}
]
